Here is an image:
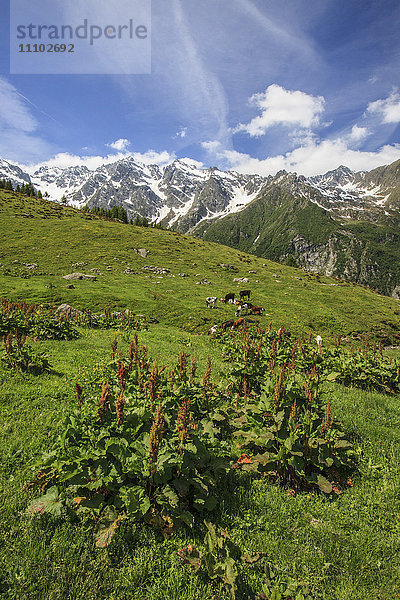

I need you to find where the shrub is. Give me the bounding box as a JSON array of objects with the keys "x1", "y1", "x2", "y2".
[{"x1": 1, "y1": 331, "x2": 51, "y2": 374}]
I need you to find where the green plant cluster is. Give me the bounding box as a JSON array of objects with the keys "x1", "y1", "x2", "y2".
[
  {"x1": 74, "y1": 309, "x2": 148, "y2": 334},
  {"x1": 32, "y1": 337, "x2": 228, "y2": 532},
  {"x1": 0, "y1": 178, "x2": 43, "y2": 198},
  {"x1": 0, "y1": 298, "x2": 79, "y2": 340},
  {"x1": 220, "y1": 326, "x2": 400, "y2": 395},
  {"x1": 1, "y1": 331, "x2": 51, "y2": 374},
  {"x1": 219, "y1": 328, "x2": 354, "y2": 492},
  {"x1": 30, "y1": 328, "x2": 359, "y2": 529}
]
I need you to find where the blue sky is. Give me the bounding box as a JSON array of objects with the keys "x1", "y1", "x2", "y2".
[{"x1": 1, "y1": 0, "x2": 400, "y2": 175}]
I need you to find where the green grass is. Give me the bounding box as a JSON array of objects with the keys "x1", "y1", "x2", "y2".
[{"x1": 1, "y1": 190, "x2": 400, "y2": 599}]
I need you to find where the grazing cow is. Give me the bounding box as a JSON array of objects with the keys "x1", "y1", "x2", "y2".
[
  {"x1": 208, "y1": 324, "x2": 219, "y2": 335},
  {"x1": 239, "y1": 289, "x2": 251, "y2": 300},
  {"x1": 206, "y1": 296, "x2": 218, "y2": 309},
  {"x1": 231, "y1": 317, "x2": 245, "y2": 330},
  {"x1": 250, "y1": 305, "x2": 264, "y2": 316},
  {"x1": 235, "y1": 303, "x2": 249, "y2": 318},
  {"x1": 315, "y1": 335, "x2": 322, "y2": 346},
  {"x1": 221, "y1": 319, "x2": 235, "y2": 330},
  {"x1": 224, "y1": 292, "x2": 235, "y2": 304}
]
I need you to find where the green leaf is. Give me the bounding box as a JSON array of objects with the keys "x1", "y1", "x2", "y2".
[
  {"x1": 162, "y1": 485, "x2": 179, "y2": 507},
  {"x1": 204, "y1": 496, "x2": 218, "y2": 511},
  {"x1": 179, "y1": 511, "x2": 194, "y2": 527},
  {"x1": 317, "y1": 475, "x2": 332, "y2": 494},
  {"x1": 95, "y1": 516, "x2": 121, "y2": 549},
  {"x1": 326, "y1": 372, "x2": 340, "y2": 381},
  {"x1": 334, "y1": 439, "x2": 352, "y2": 449},
  {"x1": 121, "y1": 486, "x2": 150, "y2": 517},
  {"x1": 27, "y1": 486, "x2": 62, "y2": 517},
  {"x1": 80, "y1": 493, "x2": 105, "y2": 510}
]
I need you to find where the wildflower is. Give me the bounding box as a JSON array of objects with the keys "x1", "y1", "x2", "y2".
[
  {"x1": 176, "y1": 399, "x2": 196, "y2": 445},
  {"x1": 115, "y1": 391, "x2": 125, "y2": 425},
  {"x1": 237, "y1": 453, "x2": 252, "y2": 465},
  {"x1": 147, "y1": 360, "x2": 160, "y2": 410},
  {"x1": 321, "y1": 403, "x2": 333, "y2": 435},
  {"x1": 289, "y1": 399, "x2": 299, "y2": 423},
  {"x1": 117, "y1": 361, "x2": 127, "y2": 391},
  {"x1": 149, "y1": 402, "x2": 164, "y2": 472},
  {"x1": 273, "y1": 364, "x2": 286, "y2": 412},
  {"x1": 178, "y1": 351, "x2": 190, "y2": 381},
  {"x1": 73, "y1": 497, "x2": 86, "y2": 505},
  {"x1": 168, "y1": 368, "x2": 175, "y2": 390},
  {"x1": 127, "y1": 341, "x2": 134, "y2": 369},
  {"x1": 190, "y1": 357, "x2": 197, "y2": 383},
  {"x1": 110, "y1": 336, "x2": 118, "y2": 360},
  {"x1": 202, "y1": 355, "x2": 212, "y2": 399},
  {"x1": 99, "y1": 382, "x2": 111, "y2": 422},
  {"x1": 132, "y1": 332, "x2": 139, "y2": 365},
  {"x1": 75, "y1": 382, "x2": 83, "y2": 408},
  {"x1": 347, "y1": 477, "x2": 354, "y2": 487}
]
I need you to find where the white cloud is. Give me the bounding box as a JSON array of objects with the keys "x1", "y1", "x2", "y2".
[
  {"x1": 366, "y1": 91, "x2": 400, "y2": 124},
  {"x1": 234, "y1": 84, "x2": 325, "y2": 137},
  {"x1": 0, "y1": 78, "x2": 37, "y2": 133},
  {"x1": 23, "y1": 152, "x2": 125, "y2": 172},
  {"x1": 170, "y1": 0, "x2": 230, "y2": 145},
  {"x1": 131, "y1": 149, "x2": 176, "y2": 165},
  {"x1": 23, "y1": 149, "x2": 176, "y2": 173},
  {"x1": 201, "y1": 140, "x2": 222, "y2": 152},
  {"x1": 107, "y1": 138, "x2": 131, "y2": 151},
  {"x1": 203, "y1": 136, "x2": 400, "y2": 177},
  {"x1": 347, "y1": 125, "x2": 369, "y2": 144},
  {"x1": 0, "y1": 77, "x2": 53, "y2": 163},
  {"x1": 174, "y1": 127, "x2": 187, "y2": 139}
]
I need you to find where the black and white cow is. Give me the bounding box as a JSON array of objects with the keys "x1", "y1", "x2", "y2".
[
  {"x1": 206, "y1": 296, "x2": 218, "y2": 308},
  {"x1": 235, "y1": 303, "x2": 249, "y2": 318}
]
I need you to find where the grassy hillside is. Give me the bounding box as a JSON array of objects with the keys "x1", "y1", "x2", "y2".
[
  {"x1": 1, "y1": 188, "x2": 400, "y2": 341},
  {"x1": 197, "y1": 186, "x2": 339, "y2": 257},
  {"x1": 198, "y1": 184, "x2": 400, "y2": 297}
]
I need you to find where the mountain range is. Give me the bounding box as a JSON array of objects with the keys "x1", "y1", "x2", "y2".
[{"x1": 1, "y1": 155, "x2": 400, "y2": 297}]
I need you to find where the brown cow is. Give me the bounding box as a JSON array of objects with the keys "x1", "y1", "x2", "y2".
[
  {"x1": 224, "y1": 292, "x2": 235, "y2": 304},
  {"x1": 221, "y1": 319, "x2": 235, "y2": 330},
  {"x1": 231, "y1": 317, "x2": 245, "y2": 330},
  {"x1": 239, "y1": 290, "x2": 251, "y2": 300},
  {"x1": 250, "y1": 305, "x2": 264, "y2": 316}
]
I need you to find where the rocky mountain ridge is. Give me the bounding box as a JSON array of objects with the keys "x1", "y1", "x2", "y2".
[{"x1": 1, "y1": 156, "x2": 400, "y2": 234}]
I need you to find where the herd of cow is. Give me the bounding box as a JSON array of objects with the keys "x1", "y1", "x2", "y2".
[{"x1": 205, "y1": 289, "x2": 265, "y2": 334}]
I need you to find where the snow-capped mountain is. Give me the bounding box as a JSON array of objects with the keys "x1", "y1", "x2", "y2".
[
  {"x1": 0, "y1": 158, "x2": 31, "y2": 187},
  {"x1": 1, "y1": 155, "x2": 400, "y2": 232},
  {"x1": 1, "y1": 156, "x2": 267, "y2": 232}
]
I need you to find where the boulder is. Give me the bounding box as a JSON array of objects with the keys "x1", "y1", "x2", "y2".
[
  {"x1": 391, "y1": 286, "x2": 400, "y2": 300},
  {"x1": 62, "y1": 272, "x2": 97, "y2": 281},
  {"x1": 55, "y1": 303, "x2": 81, "y2": 318},
  {"x1": 133, "y1": 248, "x2": 149, "y2": 258}
]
